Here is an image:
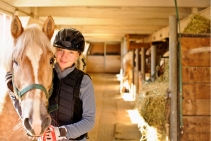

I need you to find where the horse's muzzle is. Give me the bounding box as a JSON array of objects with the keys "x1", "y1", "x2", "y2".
[{"x1": 23, "y1": 115, "x2": 51, "y2": 136}]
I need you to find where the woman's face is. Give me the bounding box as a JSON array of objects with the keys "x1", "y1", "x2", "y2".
[{"x1": 55, "y1": 48, "x2": 79, "y2": 71}]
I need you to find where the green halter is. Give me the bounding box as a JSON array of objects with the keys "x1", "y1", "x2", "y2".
[
  {"x1": 12, "y1": 71, "x2": 53, "y2": 99},
  {"x1": 12, "y1": 69, "x2": 56, "y2": 113},
  {"x1": 14, "y1": 83, "x2": 49, "y2": 99}
]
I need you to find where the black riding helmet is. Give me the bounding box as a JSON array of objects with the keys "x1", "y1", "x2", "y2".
[{"x1": 53, "y1": 28, "x2": 85, "y2": 53}]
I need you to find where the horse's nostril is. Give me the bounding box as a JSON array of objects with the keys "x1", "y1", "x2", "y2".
[
  {"x1": 24, "y1": 118, "x2": 32, "y2": 132},
  {"x1": 42, "y1": 116, "x2": 51, "y2": 132}
]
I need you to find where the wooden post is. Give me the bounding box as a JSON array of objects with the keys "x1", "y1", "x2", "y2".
[
  {"x1": 141, "y1": 47, "x2": 146, "y2": 81},
  {"x1": 123, "y1": 36, "x2": 128, "y2": 55},
  {"x1": 104, "y1": 43, "x2": 106, "y2": 72},
  {"x1": 120, "y1": 39, "x2": 123, "y2": 93},
  {"x1": 126, "y1": 34, "x2": 130, "y2": 51},
  {"x1": 120, "y1": 39, "x2": 124, "y2": 70},
  {"x1": 135, "y1": 49, "x2": 140, "y2": 95},
  {"x1": 169, "y1": 15, "x2": 178, "y2": 141},
  {"x1": 151, "y1": 45, "x2": 156, "y2": 82},
  {"x1": 132, "y1": 50, "x2": 135, "y2": 96}
]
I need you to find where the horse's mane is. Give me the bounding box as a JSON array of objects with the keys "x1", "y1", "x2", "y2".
[
  {"x1": 0, "y1": 24, "x2": 52, "y2": 72},
  {"x1": 123, "y1": 51, "x2": 132, "y2": 63}
]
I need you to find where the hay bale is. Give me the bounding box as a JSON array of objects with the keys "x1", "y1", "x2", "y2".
[
  {"x1": 183, "y1": 14, "x2": 210, "y2": 34},
  {"x1": 136, "y1": 82, "x2": 168, "y2": 141},
  {"x1": 135, "y1": 59, "x2": 169, "y2": 141}
]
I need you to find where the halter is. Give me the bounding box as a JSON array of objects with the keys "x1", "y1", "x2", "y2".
[
  {"x1": 12, "y1": 71, "x2": 53, "y2": 99},
  {"x1": 11, "y1": 54, "x2": 55, "y2": 113}
]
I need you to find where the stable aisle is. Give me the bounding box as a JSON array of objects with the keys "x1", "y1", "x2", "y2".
[{"x1": 87, "y1": 73, "x2": 141, "y2": 141}]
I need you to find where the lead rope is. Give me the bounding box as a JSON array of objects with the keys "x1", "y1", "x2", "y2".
[{"x1": 174, "y1": 0, "x2": 184, "y2": 135}]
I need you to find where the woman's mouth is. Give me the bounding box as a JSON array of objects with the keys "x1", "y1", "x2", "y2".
[{"x1": 60, "y1": 60, "x2": 66, "y2": 64}]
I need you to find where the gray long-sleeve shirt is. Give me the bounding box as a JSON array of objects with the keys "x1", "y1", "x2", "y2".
[{"x1": 54, "y1": 63, "x2": 96, "y2": 141}]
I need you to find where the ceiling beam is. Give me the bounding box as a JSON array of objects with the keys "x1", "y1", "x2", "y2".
[
  {"x1": 0, "y1": 0, "x2": 15, "y2": 15},
  {"x1": 57, "y1": 25, "x2": 163, "y2": 31},
  {"x1": 74, "y1": 29, "x2": 153, "y2": 35},
  {"x1": 2, "y1": 0, "x2": 210, "y2": 7},
  {"x1": 31, "y1": 7, "x2": 191, "y2": 19},
  {"x1": 85, "y1": 38, "x2": 122, "y2": 42},
  {"x1": 84, "y1": 35, "x2": 123, "y2": 42},
  {"x1": 129, "y1": 42, "x2": 151, "y2": 50},
  {"x1": 39, "y1": 17, "x2": 169, "y2": 26}
]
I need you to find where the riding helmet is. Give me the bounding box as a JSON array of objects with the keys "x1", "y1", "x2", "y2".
[{"x1": 53, "y1": 28, "x2": 85, "y2": 52}]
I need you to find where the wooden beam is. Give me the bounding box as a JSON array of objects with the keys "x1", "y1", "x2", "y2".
[
  {"x1": 85, "y1": 36, "x2": 123, "y2": 42},
  {"x1": 128, "y1": 34, "x2": 149, "y2": 40},
  {"x1": 40, "y1": 17, "x2": 169, "y2": 26},
  {"x1": 57, "y1": 25, "x2": 162, "y2": 33},
  {"x1": 34, "y1": 7, "x2": 192, "y2": 19},
  {"x1": 60, "y1": 25, "x2": 162, "y2": 31},
  {"x1": 0, "y1": 1, "x2": 15, "y2": 15},
  {"x1": 3, "y1": 0, "x2": 210, "y2": 7},
  {"x1": 129, "y1": 42, "x2": 151, "y2": 50},
  {"x1": 125, "y1": 34, "x2": 130, "y2": 51}
]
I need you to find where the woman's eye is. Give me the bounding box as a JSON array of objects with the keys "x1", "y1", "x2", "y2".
[{"x1": 58, "y1": 48, "x2": 62, "y2": 52}]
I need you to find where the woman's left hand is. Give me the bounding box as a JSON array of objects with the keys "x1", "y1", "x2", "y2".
[{"x1": 39, "y1": 125, "x2": 67, "y2": 141}]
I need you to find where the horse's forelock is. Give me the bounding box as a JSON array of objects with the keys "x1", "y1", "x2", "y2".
[{"x1": 13, "y1": 24, "x2": 52, "y2": 61}]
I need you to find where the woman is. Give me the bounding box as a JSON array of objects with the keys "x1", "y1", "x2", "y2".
[
  {"x1": 44, "y1": 28, "x2": 96, "y2": 141},
  {"x1": 6, "y1": 28, "x2": 96, "y2": 141}
]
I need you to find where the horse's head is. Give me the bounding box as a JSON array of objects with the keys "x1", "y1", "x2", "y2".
[{"x1": 10, "y1": 15, "x2": 55, "y2": 136}]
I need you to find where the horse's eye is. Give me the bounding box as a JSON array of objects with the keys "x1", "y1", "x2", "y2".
[
  {"x1": 50, "y1": 57, "x2": 55, "y2": 65},
  {"x1": 13, "y1": 59, "x2": 18, "y2": 66}
]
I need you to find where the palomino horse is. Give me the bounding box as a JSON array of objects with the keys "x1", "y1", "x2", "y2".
[
  {"x1": 0, "y1": 15, "x2": 55, "y2": 141},
  {"x1": 121, "y1": 51, "x2": 133, "y2": 93}
]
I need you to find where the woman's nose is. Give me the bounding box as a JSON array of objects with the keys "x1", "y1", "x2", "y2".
[{"x1": 61, "y1": 51, "x2": 67, "y2": 58}]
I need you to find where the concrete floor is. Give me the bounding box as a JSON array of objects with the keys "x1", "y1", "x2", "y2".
[{"x1": 87, "y1": 73, "x2": 141, "y2": 141}]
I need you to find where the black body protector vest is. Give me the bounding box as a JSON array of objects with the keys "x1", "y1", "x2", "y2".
[{"x1": 49, "y1": 68, "x2": 87, "y2": 140}]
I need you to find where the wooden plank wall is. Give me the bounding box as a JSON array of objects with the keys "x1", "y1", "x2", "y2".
[
  {"x1": 87, "y1": 42, "x2": 121, "y2": 73},
  {"x1": 105, "y1": 55, "x2": 121, "y2": 73},
  {"x1": 180, "y1": 35, "x2": 211, "y2": 141},
  {"x1": 87, "y1": 56, "x2": 105, "y2": 72}
]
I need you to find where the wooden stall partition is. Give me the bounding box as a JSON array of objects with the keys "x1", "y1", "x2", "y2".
[
  {"x1": 104, "y1": 55, "x2": 120, "y2": 73},
  {"x1": 105, "y1": 43, "x2": 121, "y2": 73},
  {"x1": 86, "y1": 42, "x2": 105, "y2": 73},
  {"x1": 87, "y1": 42, "x2": 121, "y2": 73},
  {"x1": 180, "y1": 34, "x2": 211, "y2": 141},
  {"x1": 87, "y1": 56, "x2": 105, "y2": 72}
]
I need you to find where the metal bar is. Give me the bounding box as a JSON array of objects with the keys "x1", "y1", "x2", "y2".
[
  {"x1": 141, "y1": 48, "x2": 146, "y2": 81},
  {"x1": 169, "y1": 15, "x2": 178, "y2": 141},
  {"x1": 135, "y1": 48, "x2": 139, "y2": 94},
  {"x1": 151, "y1": 45, "x2": 156, "y2": 82}
]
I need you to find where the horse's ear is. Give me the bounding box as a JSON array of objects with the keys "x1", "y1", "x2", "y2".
[
  {"x1": 43, "y1": 16, "x2": 55, "y2": 40},
  {"x1": 11, "y1": 15, "x2": 24, "y2": 39}
]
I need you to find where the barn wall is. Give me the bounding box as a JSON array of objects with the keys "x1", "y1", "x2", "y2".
[
  {"x1": 87, "y1": 42, "x2": 121, "y2": 73},
  {"x1": 180, "y1": 35, "x2": 211, "y2": 141}
]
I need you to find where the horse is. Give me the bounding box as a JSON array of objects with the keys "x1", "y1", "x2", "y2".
[
  {"x1": 121, "y1": 51, "x2": 133, "y2": 93},
  {"x1": 0, "y1": 15, "x2": 55, "y2": 141}
]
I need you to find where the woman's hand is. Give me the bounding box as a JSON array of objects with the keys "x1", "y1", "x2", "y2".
[{"x1": 39, "y1": 125, "x2": 67, "y2": 141}]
